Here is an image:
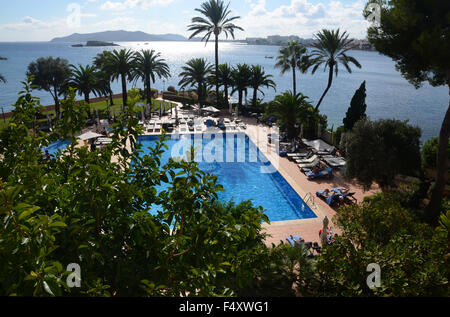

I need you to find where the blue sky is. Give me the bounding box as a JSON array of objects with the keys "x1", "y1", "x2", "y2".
[{"x1": 0, "y1": 0, "x2": 370, "y2": 41}]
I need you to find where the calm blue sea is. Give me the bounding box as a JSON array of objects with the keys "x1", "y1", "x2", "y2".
[{"x1": 0, "y1": 41, "x2": 447, "y2": 142}]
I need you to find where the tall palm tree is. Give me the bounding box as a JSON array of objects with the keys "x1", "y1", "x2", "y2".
[
  {"x1": 267, "y1": 91, "x2": 314, "y2": 140},
  {"x1": 0, "y1": 56, "x2": 7, "y2": 83},
  {"x1": 93, "y1": 51, "x2": 115, "y2": 106},
  {"x1": 275, "y1": 40, "x2": 310, "y2": 96},
  {"x1": 231, "y1": 64, "x2": 251, "y2": 115},
  {"x1": 133, "y1": 50, "x2": 170, "y2": 107},
  {"x1": 249, "y1": 65, "x2": 276, "y2": 107},
  {"x1": 309, "y1": 29, "x2": 362, "y2": 110},
  {"x1": 178, "y1": 58, "x2": 214, "y2": 107},
  {"x1": 69, "y1": 64, "x2": 102, "y2": 104},
  {"x1": 216, "y1": 63, "x2": 234, "y2": 113},
  {"x1": 188, "y1": 0, "x2": 243, "y2": 108},
  {"x1": 106, "y1": 49, "x2": 136, "y2": 108}
]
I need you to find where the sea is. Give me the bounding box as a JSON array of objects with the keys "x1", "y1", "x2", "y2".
[{"x1": 0, "y1": 41, "x2": 448, "y2": 143}]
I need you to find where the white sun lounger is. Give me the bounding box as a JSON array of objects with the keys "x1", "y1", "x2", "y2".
[
  {"x1": 295, "y1": 155, "x2": 318, "y2": 164},
  {"x1": 297, "y1": 157, "x2": 320, "y2": 169}
]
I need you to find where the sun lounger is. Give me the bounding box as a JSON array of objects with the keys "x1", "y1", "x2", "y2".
[
  {"x1": 154, "y1": 124, "x2": 162, "y2": 133},
  {"x1": 295, "y1": 155, "x2": 318, "y2": 164},
  {"x1": 306, "y1": 168, "x2": 333, "y2": 180},
  {"x1": 323, "y1": 157, "x2": 346, "y2": 168},
  {"x1": 297, "y1": 157, "x2": 320, "y2": 169},
  {"x1": 316, "y1": 190, "x2": 341, "y2": 206},
  {"x1": 285, "y1": 235, "x2": 303, "y2": 247},
  {"x1": 147, "y1": 124, "x2": 154, "y2": 133},
  {"x1": 238, "y1": 123, "x2": 247, "y2": 130},
  {"x1": 331, "y1": 188, "x2": 357, "y2": 204}
]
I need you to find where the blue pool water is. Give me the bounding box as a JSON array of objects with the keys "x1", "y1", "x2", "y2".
[
  {"x1": 43, "y1": 139, "x2": 71, "y2": 156},
  {"x1": 138, "y1": 133, "x2": 317, "y2": 222}
]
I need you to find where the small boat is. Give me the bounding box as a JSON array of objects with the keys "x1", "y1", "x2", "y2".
[{"x1": 265, "y1": 56, "x2": 274, "y2": 59}]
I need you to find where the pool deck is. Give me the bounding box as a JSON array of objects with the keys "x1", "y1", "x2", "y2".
[{"x1": 136, "y1": 103, "x2": 379, "y2": 248}]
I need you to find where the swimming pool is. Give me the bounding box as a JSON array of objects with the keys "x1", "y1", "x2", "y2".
[
  {"x1": 43, "y1": 139, "x2": 71, "y2": 156},
  {"x1": 138, "y1": 133, "x2": 317, "y2": 222}
]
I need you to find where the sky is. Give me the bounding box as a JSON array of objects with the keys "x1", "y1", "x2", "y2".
[{"x1": 0, "y1": 0, "x2": 372, "y2": 42}]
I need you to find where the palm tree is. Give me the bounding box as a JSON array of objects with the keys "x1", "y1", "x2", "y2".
[
  {"x1": 93, "y1": 51, "x2": 115, "y2": 106},
  {"x1": 231, "y1": 64, "x2": 251, "y2": 115},
  {"x1": 133, "y1": 50, "x2": 170, "y2": 107},
  {"x1": 216, "y1": 63, "x2": 234, "y2": 113},
  {"x1": 0, "y1": 56, "x2": 7, "y2": 83},
  {"x1": 267, "y1": 91, "x2": 314, "y2": 140},
  {"x1": 188, "y1": 0, "x2": 243, "y2": 108},
  {"x1": 106, "y1": 49, "x2": 136, "y2": 108},
  {"x1": 178, "y1": 58, "x2": 214, "y2": 107},
  {"x1": 309, "y1": 29, "x2": 362, "y2": 110},
  {"x1": 249, "y1": 65, "x2": 276, "y2": 107},
  {"x1": 275, "y1": 40, "x2": 310, "y2": 96},
  {"x1": 69, "y1": 64, "x2": 102, "y2": 104}
]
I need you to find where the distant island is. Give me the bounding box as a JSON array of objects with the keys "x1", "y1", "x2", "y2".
[
  {"x1": 51, "y1": 30, "x2": 194, "y2": 43},
  {"x1": 71, "y1": 41, "x2": 120, "y2": 47}
]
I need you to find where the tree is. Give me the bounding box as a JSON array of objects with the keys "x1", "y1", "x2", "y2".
[
  {"x1": 188, "y1": 0, "x2": 243, "y2": 108},
  {"x1": 0, "y1": 56, "x2": 6, "y2": 83},
  {"x1": 309, "y1": 29, "x2": 362, "y2": 110},
  {"x1": 275, "y1": 40, "x2": 309, "y2": 96},
  {"x1": 422, "y1": 137, "x2": 450, "y2": 169},
  {"x1": 106, "y1": 49, "x2": 135, "y2": 108},
  {"x1": 133, "y1": 50, "x2": 170, "y2": 106},
  {"x1": 69, "y1": 64, "x2": 102, "y2": 104},
  {"x1": 249, "y1": 65, "x2": 276, "y2": 108},
  {"x1": 26, "y1": 57, "x2": 71, "y2": 119},
  {"x1": 364, "y1": 0, "x2": 450, "y2": 224},
  {"x1": 300, "y1": 192, "x2": 449, "y2": 297},
  {"x1": 178, "y1": 58, "x2": 213, "y2": 107},
  {"x1": 93, "y1": 51, "x2": 115, "y2": 106},
  {"x1": 342, "y1": 118, "x2": 422, "y2": 191},
  {"x1": 0, "y1": 82, "x2": 277, "y2": 297},
  {"x1": 231, "y1": 64, "x2": 251, "y2": 115},
  {"x1": 343, "y1": 81, "x2": 367, "y2": 131},
  {"x1": 217, "y1": 63, "x2": 234, "y2": 113},
  {"x1": 266, "y1": 91, "x2": 317, "y2": 140}
]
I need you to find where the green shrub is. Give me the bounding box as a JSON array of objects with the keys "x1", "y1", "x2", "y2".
[{"x1": 422, "y1": 137, "x2": 450, "y2": 169}]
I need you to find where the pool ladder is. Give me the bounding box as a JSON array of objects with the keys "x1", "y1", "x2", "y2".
[{"x1": 304, "y1": 192, "x2": 318, "y2": 210}]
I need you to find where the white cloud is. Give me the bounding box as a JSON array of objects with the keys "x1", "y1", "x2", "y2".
[
  {"x1": 101, "y1": 0, "x2": 175, "y2": 11},
  {"x1": 241, "y1": 0, "x2": 369, "y2": 39}
]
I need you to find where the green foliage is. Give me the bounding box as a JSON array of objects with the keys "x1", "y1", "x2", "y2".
[
  {"x1": 266, "y1": 91, "x2": 327, "y2": 140},
  {"x1": 342, "y1": 118, "x2": 422, "y2": 190},
  {"x1": 343, "y1": 81, "x2": 367, "y2": 131},
  {"x1": 298, "y1": 193, "x2": 449, "y2": 297},
  {"x1": 365, "y1": 0, "x2": 450, "y2": 88},
  {"x1": 0, "y1": 80, "x2": 280, "y2": 297},
  {"x1": 422, "y1": 137, "x2": 450, "y2": 169}
]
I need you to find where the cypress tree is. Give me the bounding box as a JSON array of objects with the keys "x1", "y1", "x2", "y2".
[{"x1": 343, "y1": 81, "x2": 367, "y2": 131}]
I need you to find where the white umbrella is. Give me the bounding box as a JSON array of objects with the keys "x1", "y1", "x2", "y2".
[
  {"x1": 78, "y1": 131, "x2": 103, "y2": 141},
  {"x1": 203, "y1": 106, "x2": 220, "y2": 113}
]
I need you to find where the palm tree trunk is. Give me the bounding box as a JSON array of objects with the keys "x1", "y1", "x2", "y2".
[
  {"x1": 85, "y1": 93, "x2": 90, "y2": 104},
  {"x1": 215, "y1": 33, "x2": 220, "y2": 108},
  {"x1": 426, "y1": 72, "x2": 450, "y2": 224},
  {"x1": 121, "y1": 74, "x2": 127, "y2": 108},
  {"x1": 146, "y1": 75, "x2": 152, "y2": 106},
  {"x1": 109, "y1": 83, "x2": 114, "y2": 106},
  {"x1": 225, "y1": 84, "x2": 230, "y2": 114},
  {"x1": 253, "y1": 87, "x2": 258, "y2": 107},
  {"x1": 315, "y1": 64, "x2": 334, "y2": 111},
  {"x1": 53, "y1": 86, "x2": 60, "y2": 120},
  {"x1": 292, "y1": 62, "x2": 297, "y2": 96}
]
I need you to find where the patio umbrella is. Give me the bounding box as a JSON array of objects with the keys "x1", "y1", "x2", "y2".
[
  {"x1": 203, "y1": 106, "x2": 220, "y2": 113},
  {"x1": 78, "y1": 131, "x2": 103, "y2": 141},
  {"x1": 321, "y1": 216, "x2": 329, "y2": 246}
]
